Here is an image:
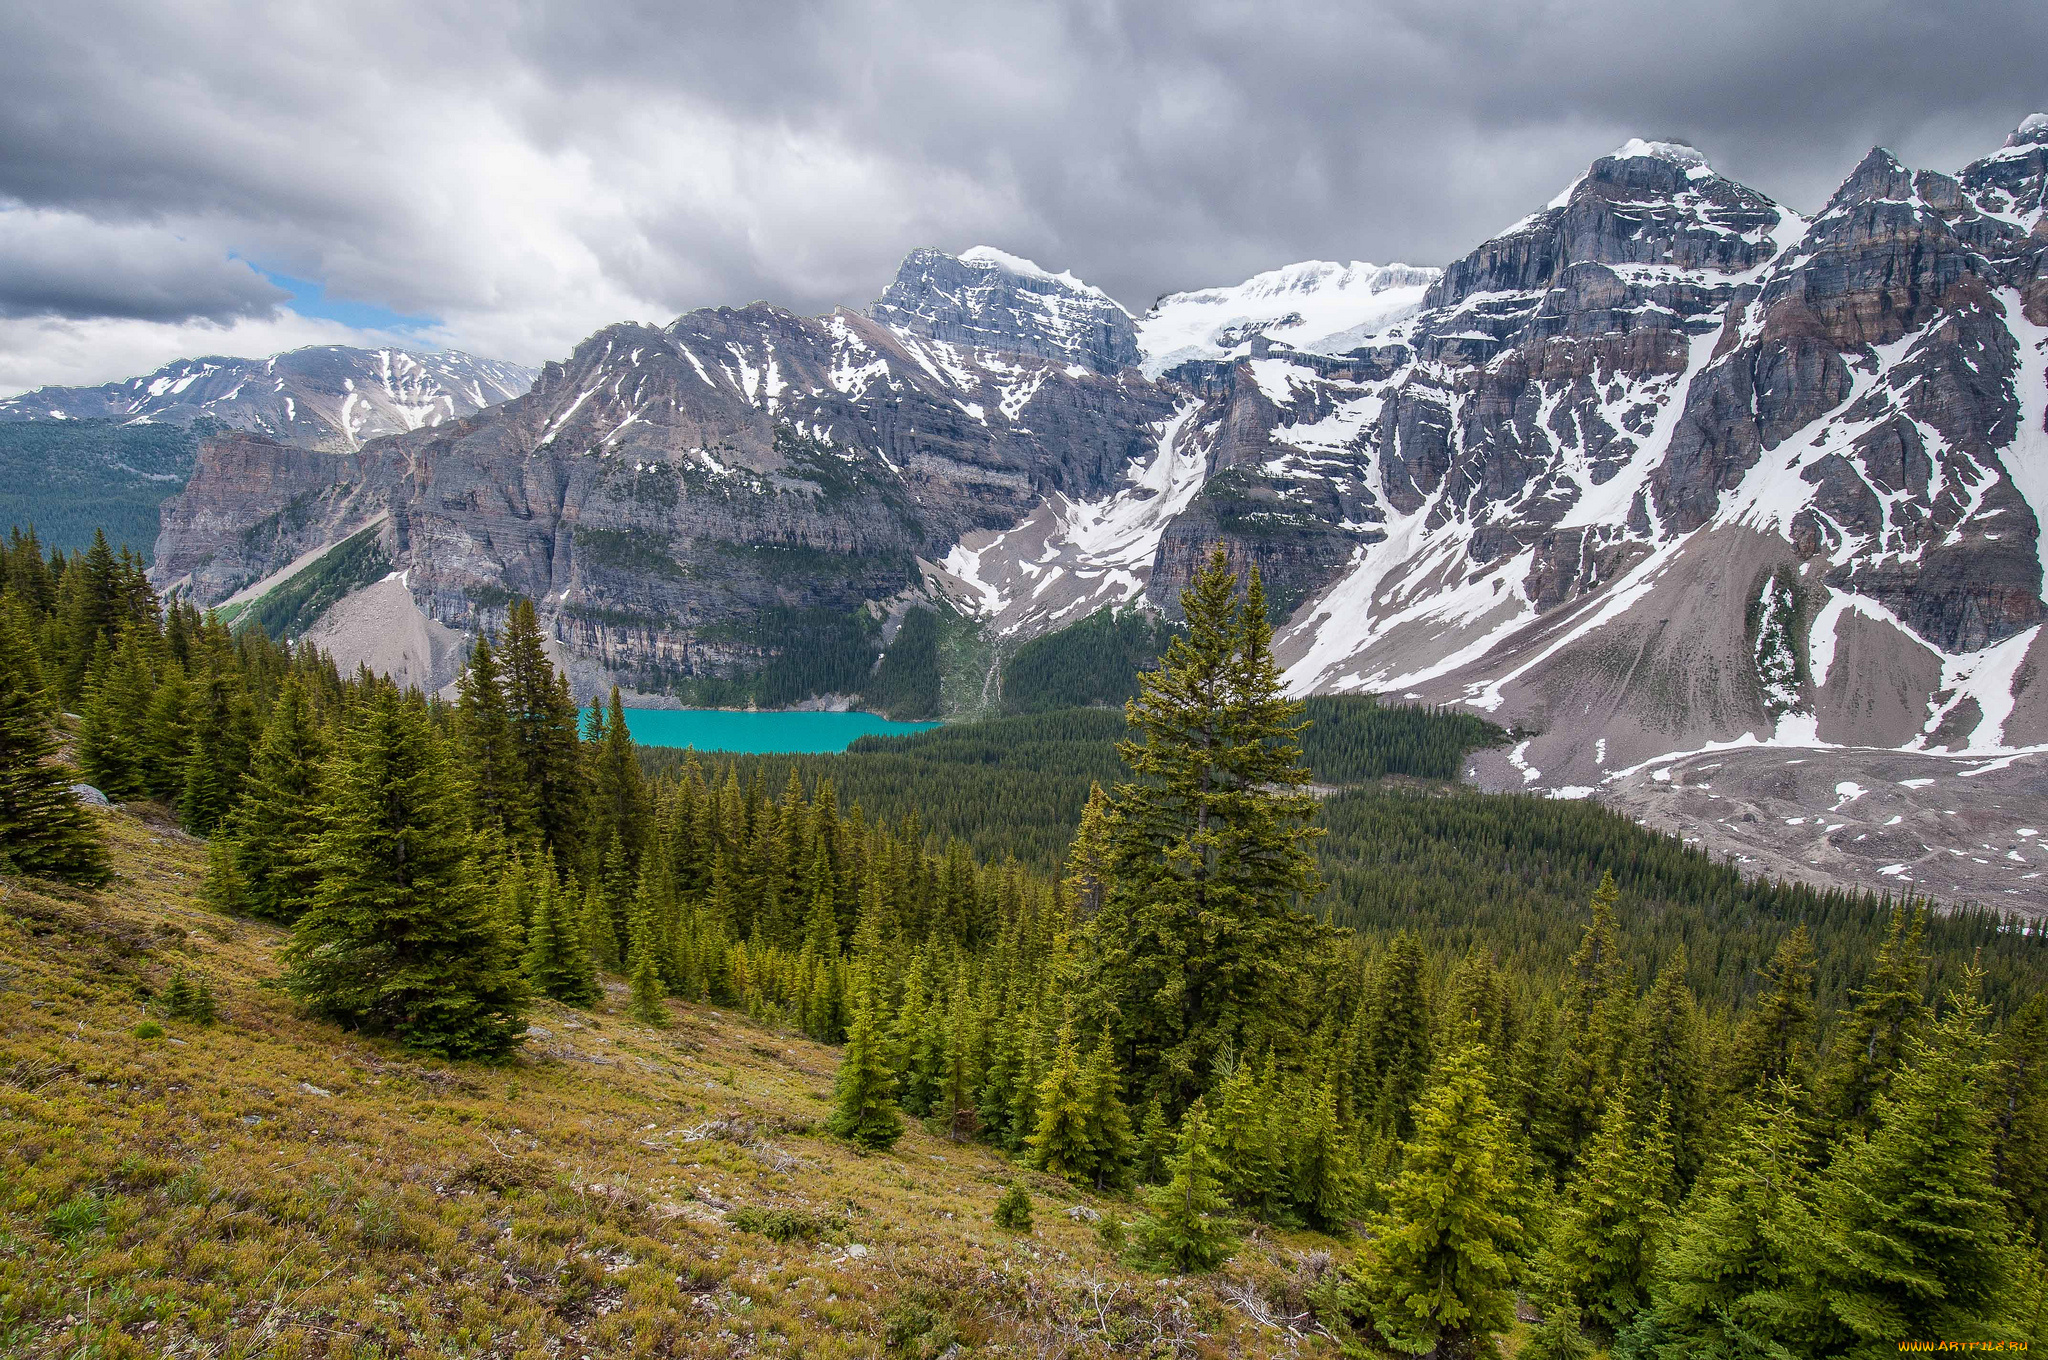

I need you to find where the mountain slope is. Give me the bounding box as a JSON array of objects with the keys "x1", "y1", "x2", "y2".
[{"x1": 1, "y1": 346, "x2": 537, "y2": 451}]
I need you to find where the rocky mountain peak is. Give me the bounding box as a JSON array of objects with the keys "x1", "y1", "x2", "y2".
[
  {"x1": 1819, "y1": 146, "x2": 1918, "y2": 215},
  {"x1": 2009, "y1": 112, "x2": 2048, "y2": 148},
  {"x1": 868, "y1": 246, "x2": 1141, "y2": 376}
]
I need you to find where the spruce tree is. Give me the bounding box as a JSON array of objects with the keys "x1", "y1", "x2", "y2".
[
  {"x1": 1788, "y1": 966, "x2": 2022, "y2": 1351},
  {"x1": 1552, "y1": 1082, "x2": 1675, "y2": 1338},
  {"x1": 281, "y1": 691, "x2": 527, "y2": 1059},
  {"x1": 581, "y1": 880, "x2": 620, "y2": 972},
  {"x1": 1815, "y1": 904, "x2": 1927, "y2": 1138},
  {"x1": 455, "y1": 634, "x2": 537, "y2": 847},
  {"x1": 1993, "y1": 995, "x2": 2048, "y2": 1246},
  {"x1": 1136, "y1": 1096, "x2": 1177, "y2": 1186},
  {"x1": 0, "y1": 640, "x2": 109, "y2": 885},
  {"x1": 826, "y1": 989, "x2": 905, "y2": 1150},
  {"x1": 180, "y1": 650, "x2": 254, "y2": 836},
  {"x1": 1366, "y1": 931, "x2": 1433, "y2": 1142},
  {"x1": 1077, "y1": 548, "x2": 1324, "y2": 1107},
  {"x1": 1648, "y1": 1080, "x2": 1814, "y2": 1360},
  {"x1": 1080, "y1": 1031, "x2": 1136, "y2": 1191},
  {"x1": 501, "y1": 600, "x2": 588, "y2": 864},
  {"x1": 1638, "y1": 947, "x2": 1706, "y2": 1187},
  {"x1": 1211, "y1": 1051, "x2": 1284, "y2": 1215},
  {"x1": 1288, "y1": 1075, "x2": 1366, "y2": 1233},
  {"x1": 1029, "y1": 1022, "x2": 1096, "y2": 1182},
  {"x1": 1552, "y1": 872, "x2": 1634, "y2": 1159},
  {"x1": 225, "y1": 677, "x2": 329, "y2": 921},
  {"x1": 524, "y1": 857, "x2": 600, "y2": 1006},
  {"x1": 1721, "y1": 927, "x2": 1817, "y2": 1103},
  {"x1": 1132, "y1": 1097, "x2": 1237, "y2": 1273},
  {"x1": 1350, "y1": 1038, "x2": 1522, "y2": 1359}
]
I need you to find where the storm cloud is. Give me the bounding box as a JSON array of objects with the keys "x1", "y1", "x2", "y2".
[{"x1": 2, "y1": 0, "x2": 2043, "y2": 390}]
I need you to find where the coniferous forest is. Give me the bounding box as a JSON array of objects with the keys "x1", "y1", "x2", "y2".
[{"x1": 4, "y1": 525, "x2": 2047, "y2": 1355}]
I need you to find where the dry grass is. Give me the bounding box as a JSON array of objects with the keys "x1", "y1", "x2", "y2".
[{"x1": 0, "y1": 809, "x2": 1344, "y2": 1358}]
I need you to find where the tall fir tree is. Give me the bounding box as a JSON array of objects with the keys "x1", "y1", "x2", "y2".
[
  {"x1": 1992, "y1": 995, "x2": 2048, "y2": 1247},
  {"x1": 0, "y1": 638, "x2": 109, "y2": 884},
  {"x1": 1648, "y1": 1080, "x2": 1815, "y2": 1360},
  {"x1": 1132, "y1": 1097, "x2": 1237, "y2": 1273},
  {"x1": 281, "y1": 691, "x2": 527, "y2": 1059},
  {"x1": 454, "y1": 635, "x2": 537, "y2": 848},
  {"x1": 1349, "y1": 1038, "x2": 1523, "y2": 1360},
  {"x1": 500, "y1": 600, "x2": 588, "y2": 865},
  {"x1": 1815, "y1": 904, "x2": 1927, "y2": 1138},
  {"x1": 1550, "y1": 1081, "x2": 1676, "y2": 1338},
  {"x1": 1029, "y1": 1021, "x2": 1096, "y2": 1182},
  {"x1": 1787, "y1": 966, "x2": 2022, "y2": 1351},
  {"x1": 224, "y1": 677, "x2": 329, "y2": 921},
  {"x1": 1079, "y1": 1031, "x2": 1137, "y2": 1191},
  {"x1": 826, "y1": 986, "x2": 905, "y2": 1150},
  {"x1": 1721, "y1": 927, "x2": 1817, "y2": 1104},
  {"x1": 523, "y1": 856, "x2": 600, "y2": 1006},
  {"x1": 1077, "y1": 548, "x2": 1325, "y2": 1108}
]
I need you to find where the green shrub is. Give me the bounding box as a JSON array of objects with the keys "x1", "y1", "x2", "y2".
[
  {"x1": 131, "y1": 1020, "x2": 164, "y2": 1040},
  {"x1": 993, "y1": 1182, "x2": 1032, "y2": 1231}
]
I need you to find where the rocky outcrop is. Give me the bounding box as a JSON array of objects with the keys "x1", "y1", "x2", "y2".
[{"x1": 2, "y1": 346, "x2": 536, "y2": 452}]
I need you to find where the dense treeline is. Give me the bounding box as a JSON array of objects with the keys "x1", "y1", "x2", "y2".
[
  {"x1": 5, "y1": 529, "x2": 2045, "y2": 1353},
  {"x1": 998, "y1": 605, "x2": 1179, "y2": 713},
  {"x1": 0, "y1": 424, "x2": 201, "y2": 558}
]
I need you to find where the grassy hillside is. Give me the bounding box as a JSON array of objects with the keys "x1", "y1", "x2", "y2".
[{"x1": 0, "y1": 809, "x2": 1344, "y2": 1358}]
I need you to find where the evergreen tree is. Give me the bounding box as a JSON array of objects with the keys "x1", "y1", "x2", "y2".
[
  {"x1": 1078, "y1": 549, "x2": 1325, "y2": 1107},
  {"x1": 1348, "y1": 1038, "x2": 1522, "y2": 1360},
  {"x1": 1287, "y1": 1075, "x2": 1366, "y2": 1233},
  {"x1": 1993, "y1": 995, "x2": 2048, "y2": 1247},
  {"x1": 281, "y1": 692, "x2": 528, "y2": 1059},
  {"x1": 455, "y1": 635, "x2": 537, "y2": 847},
  {"x1": 1552, "y1": 1082, "x2": 1676, "y2": 1338},
  {"x1": 628, "y1": 903, "x2": 668, "y2": 1027},
  {"x1": 993, "y1": 1182, "x2": 1033, "y2": 1232},
  {"x1": 1638, "y1": 947, "x2": 1706, "y2": 1187},
  {"x1": 0, "y1": 640, "x2": 109, "y2": 884},
  {"x1": 1552, "y1": 871, "x2": 1634, "y2": 1159},
  {"x1": 1815, "y1": 904, "x2": 1927, "y2": 1138},
  {"x1": 1136, "y1": 1096, "x2": 1176, "y2": 1186},
  {"x1": 581, "y1": 880, "x2": 620, "y2": 972},
  {"x1": 826, "y1": 989, "x2": 905, "y2": 1150},
  {"x1": 1029, "y1": 1021, "x2": 1096, "y2": 1182},
  {"x1": 1648, "y1": 1080, "x2": 1814, "y2": 1360},
  {"x1": 1366, "y1": 931, "x2": 1433, "y2": 1142},
  {"x1": 501, "y1": 600, "x2": 587, "y2": 864},
  {"x1": 1721, "y1": 928, "x2": 1817, "y2": 1103},
  {"x1": 1132, "y1": 1097, "x2": 1237, "y2": 1273},
  {"x1": 1211, "y1": 1051, "x2": 1284, "y2": 1215},
  {"x1": 523, "y1": 858, "x2": 599, "y2": 1006},
  {"x1": 1787, "y1": 966, "x2": 2022, "y2": 1351},
  {"x1": 1080, "y1": 1031, "x2": 1136, "y2": 1190},
  {"x1": 180, "y1": 649, "x2": 255, "y2": 836},
  {"x1": 225, "y1": 677, "x2": 329, "y2": 921},
  {"x1": 1064, "y1": 780, "x2": 1113, "y2": 919}
]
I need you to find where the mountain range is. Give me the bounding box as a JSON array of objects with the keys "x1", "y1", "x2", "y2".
[
  {"x1": 0, "y1": 346, "x2": 538, "y2": 451},
  {"x1": 48, "y1": 114, "x2": 2048, "y2": 907}
]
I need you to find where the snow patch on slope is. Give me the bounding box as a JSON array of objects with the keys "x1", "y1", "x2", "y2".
[{"x1": 1136, "y1": 260, "x2": 1438, "y2": 378}]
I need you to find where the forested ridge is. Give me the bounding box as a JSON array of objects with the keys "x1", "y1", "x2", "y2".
[{"x1": 4, "y1": 526, "x2": 2046, "y2": 1355}]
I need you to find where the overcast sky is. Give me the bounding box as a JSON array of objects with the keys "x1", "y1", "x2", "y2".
[{"x1": 2, "y1": 0, "x2": 2043, "y2": 395}]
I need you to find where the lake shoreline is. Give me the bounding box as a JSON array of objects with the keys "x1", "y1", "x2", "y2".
[{"x1": 595, "y1": 705, "x2": 941, "y2": 755}]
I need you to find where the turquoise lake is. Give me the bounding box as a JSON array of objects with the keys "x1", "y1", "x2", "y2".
[{"x1": 597, "y1": 707, "x2": 940, "y2": 754}]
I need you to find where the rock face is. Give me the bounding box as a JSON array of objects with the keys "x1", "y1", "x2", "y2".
[
  {"x1": 869, "y1": 247, "x2": 1141, "y2": 376},
  {"x1": 2, "y1": 346, "x2": 536, "y2": 451},
  {"x1": 153, "y1": 123, "x2": 2048, "y2": 880}
]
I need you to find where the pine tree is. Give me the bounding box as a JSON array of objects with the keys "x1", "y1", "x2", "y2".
[
  {"x1": 1551, "y1": 1081, "x2": 1675, "y2": 1338},
  {"x1": 1349, "y1": 1038, "x2": 1523, "y2": 1359},
  {"x1": 1648, "y1": 1080, "x2": 1814, "y2": 1360},
  {"x1": 0, "y1": 637, "x2": 109, "y2": 885},
  {"x1": 455, "y1": 634, "x2": 537, "y2": 847},
  {"x1": 1288, "y1": 1075, "x2": 1366, "y2": 1233},
  {"x1": 523, "y1": 858, "x2": 599, "y2": 1006},
  {"x1": 1136, "y1": 1096, "x2": 1177, "y2": 1186},
  {"x1": 1787, "y1": 965, "x2": 2023, "y2": 1351},
  {"x1": 1076, "y1": 549, "x2": 1324, "y2": 1107},
  {"x1": 1815, "y1": 903, "x2": 1927, "y2": 1138},
  {"x1": 1721, "y1": 927, "x2": 1817, "y2": 1103},
  {"x1": 628, "y1": 926, "x2": 668, "y2": 1025},
  {"x1": 1132, "y1": 1097, "x2": 1237, "y2": 1274},
  {"x1": 1993, "y1": 995, "x2": 2048, "y2": 1246},
  {"x1": 225, "y1": 677, "x2": 329, "y2": 921},
  {"x1": 501, "y1": 600, "x2": 587, "y2": 865},
  {"x1": 1029, "y1": 1022, "x2": 1096, "y2": 1182},
  {"x1": 1080, "y1": 1031, "x2": 1136, "y2": 1190},
  {"x1": 1210, "y1": 1050, "x2": 1284, "y2": 1215},
  {"x1": 993, "y1": 1182, "x2": 1033, "y2": 1232},
  {"x1": 826, "y1": 989, "x2": 905, "y2": 1151},
  {"x1": 281, "y1": 691, "x2": 527, "y2": 1059}
]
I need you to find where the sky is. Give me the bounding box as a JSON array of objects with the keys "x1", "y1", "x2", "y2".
[{"x1": 2, "y1": 0, "x2": 2044, "y2": 396}]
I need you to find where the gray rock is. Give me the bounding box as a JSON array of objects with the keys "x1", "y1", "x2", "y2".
[{"x1": 68, "y1": 784, "x2": 110, "y2": 807}]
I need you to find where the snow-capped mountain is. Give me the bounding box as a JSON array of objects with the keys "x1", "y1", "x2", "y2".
[
  {"x1": 148, "y1": 120, "x2": 2048, "y2": 905},
  {"x1": 1135, "y1": 260, "x2": 1439, "y2": 378},
  {"x1": 0, "y1": 346, "x2": 537, "y2": 451}
]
